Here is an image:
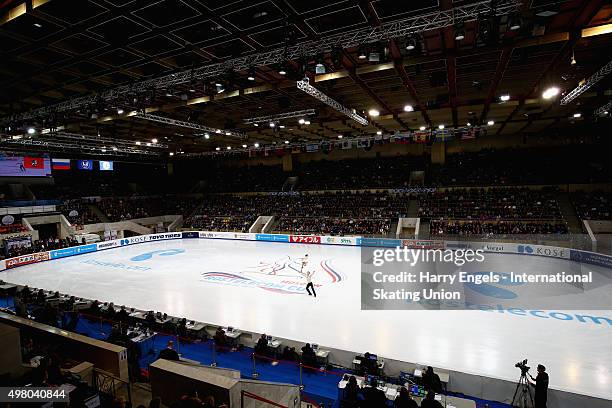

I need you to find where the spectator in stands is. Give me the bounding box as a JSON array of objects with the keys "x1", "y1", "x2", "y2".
[
  {"x1": 158, "y1": 340, "x2": 180, "y2": 361},
  {"x1": 106, "y1": 302, "x2": 116, "y2": 320},
  {"x1": 88, "y1": 300, "x2": 100, "y2": 315},
  {"x1": 145, "y1": 310, "x2": 156, "y2": 327},
  {"x1": 361, "y1": 376, "x2": 386, "y2": 408},
  {"x1": 422, "y1": 366, "x2": 442, "y2": 394},
  {"x1": 394, "y1": 386, "x2": 418, "y2": 408},
  {"x1": 116, "y1": 305, "x2": 129, "y2": 322},
  {"x1": 420, "y1": 391, "x2": 443, "y2": 408}
]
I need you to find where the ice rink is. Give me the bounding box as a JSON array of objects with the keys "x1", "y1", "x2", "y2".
[{"x1": 1, "y1": 238, "x2": 611, "y2": 401}]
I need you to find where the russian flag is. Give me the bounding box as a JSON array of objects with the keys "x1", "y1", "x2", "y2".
[{"x1": 52, "y1": 158, "x2": 71, "y2": 170}]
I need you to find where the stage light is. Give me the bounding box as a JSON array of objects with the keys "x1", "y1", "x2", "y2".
[
  {"x1": 303, "y1": 120, "x2": 311, "y2": 125},
  {"x1": 466, "y1": 122, "x2": 471, "y2": 126},
  {"x1": 573, "y1": 113, "x2": 581, "y2": 118},
  {"x1": 376, "y1": 131, "x2": 382, "y2": 135},
  {"x1": 405, "y1": 36, "x2": 417, "y2": 50},
  {"x1": 279, "y1": 125, "x2": 285, "y2": 129},
  {"x1": 169, "y1": 152, "x2": 174, "y2": 156},
  {"x1": 254, "y1": 123, "x2": 259, "y2": 127},
  {"x1": 33, "y1": 23, "x2": 42, "y2": 28},
  {"x1": 404, "y1": 104, "x2": 414, "y2": 112},
  {"x1": 112, "y1": 147, "x2": 118, "y2": 151},
  {"x1": 284, "y1": 140, "x2": 289, "y2": 144},
  {"x1": 508, "y1": 14, "x2": 522, "y2": 31},
  {"x1": 269, "y1": 122, "x2": 275, "y2": 127},
  {"x1": 151, "y1": 138, "x2": 158, "y2": 144},
  {"x1": 146, "y1": 142, "x2": 151, "y2": 146},
  {"x1": 454, "y1": 25, "x2": 465, "y2": 41},
  {"x1": 419, "y1": 126, "x2": 426, "y2": 131},
  {"x1": 278, "y1": 67, "x2": 287, "y2": 75},
  {"x1": 358, "y1": 46, "x2": 367, "y2": 59},
  {"x1": 298, "y1": 118, "x2": 305, "y2": 124},
  {"x1": 135, "y1": 141, "x2": 141, "y2": 145},
  {"x1": 226, "y1": 146, "x2": 231, "y2": 150},
  {"x1": 225, "y1": 131, "x2": 231, "y2": 135},
  {"x1": 204, "y1": 133, "x2": 210, "y2": 139},
  {"x1": 337, "y1": 134, "x2": 343, "y2": 139},
  {"x1": 368, "y1": 109, "x2": 380, "y2": 117},
  {"x1": 216, "y1": 129, "x2": 222, "y2": 133},
  {"x1": 242, "y1": 144, "x2": 247, "y2": 148},
  {"x1": 542, "y1": 86, "x2": 560, "y2": 99},
  {"x1": 438, "y1": 124, "x2": 445, "y2": 129},
  {"x1": 500, "y1": 94, "x2": 510, "y2": 102},
  {"x1": 101, "y1": 148, "x2": 106, "y2": 153},
  {"x1": 487, "y1": 120, "x2": 495, "y2": 126},
  {"x1": 247, "y1": 68, "x2": 256, "y2": 81},
  {"x1": 254, "y1": 143, "x2": 260, "y2": 148},
  {"x1": 27, "y1": 127, "x2": 36, "y2": 134},
  {"x1": 117, "y1": 108, "x2": 124, "y2": 114},
  {"x1": 571, "y1": 51, "x2": 577, "y2": 66}
]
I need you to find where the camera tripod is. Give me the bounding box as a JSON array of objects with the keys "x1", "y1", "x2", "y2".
[{"x1": 511, "y1": 371, "x2": 534, "y2": 408}]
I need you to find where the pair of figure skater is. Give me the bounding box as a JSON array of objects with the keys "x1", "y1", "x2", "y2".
[{"x1": 300, "y1": 254, "x2": 316, "y2": 297}]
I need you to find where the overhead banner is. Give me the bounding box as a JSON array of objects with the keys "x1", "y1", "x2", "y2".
[{"x1": 77, "y1": 159, "x2": 93, "y2": 170}]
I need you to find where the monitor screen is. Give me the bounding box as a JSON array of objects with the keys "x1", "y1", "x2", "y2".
[
  {"x1": 0, "y1": 155, "x2": 51, "y2": 177},
  {"x1": 99, "y1": 160, "x2": 114, "y2": 171}
]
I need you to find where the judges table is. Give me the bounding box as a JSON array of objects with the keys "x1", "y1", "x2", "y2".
[{"x1": 337, "y1": 375, "x2": 475, "y2": 408}]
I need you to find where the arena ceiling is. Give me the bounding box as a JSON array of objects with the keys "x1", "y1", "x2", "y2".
[{"x1": 0, "y1": 0, "x2": 610, "y2": 156}]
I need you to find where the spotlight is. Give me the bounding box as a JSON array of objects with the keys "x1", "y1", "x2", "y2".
[
  {"x1": 454, "y1": 24, "x2": 465, "y2": 41},
  {"x1": 419, "y1": 126, "x2": 426, "y2": 131},
  {"x1": 542, "y1": 86, "x2": 560, "y2": 99},
  {"x1": 376, "y1": 131, "x2": 382, "y2": 135},
  {"x1": 405, "y1": 36, "x2": 417, "y2": 50},
  {"x1": 279, "y1": 125, "x2": 285, "y2": 129},
  {"x1": 284, "y1": 140, "x2": 289, "y2": 144},
  {"x1": 204, "y1": 133, "x2": 210, "y2": 139},
  {"x1": 215, "y1": 147, "x2": 220, "y2": 151},
  {"x1": 27, "y1": 127, "x2": 36, "y2": 134},
  {"x1": 151, "y1": 138, "x2": 158, "y2": 144},
  {"x1": 117, "y1": 108, "x2": 124, "y2": 114},
  {"x1": 438, "y1": 124, "x2": 445, "y2": 129},
  {"x1": 112, "y1": 147, "x2": 118, "y2": 151},
  {"x1": 254, "y1": 123, "x2": 259, "y2": 127},
  {"x1": 466, "y1": 122, "x2": 471, "y2": 126},
  {"x1": 216, "y1": 82, "x2": 225, "y2": 93},
  {"x1": 242, "y1": 144, "x2": 247, "y2": 148},
  {"x1": 254, "y1": 143, "x2": 260, "y2": 148},
  {"x1": 303, "y1": 120, "x2": 311, "y2": 125},
  {"x1": 135, "y1": 141, "x2": 141, "y2": 145},
  {"x1": 226, "y1": 146, "x2": 231, "y2": 150},
  {"x1": 500, "y1": 94, "x2": 510, "y2": 102},
  {"x1": 146, "y1": 142, "x2": 151, "y2": 146},
  {"x1": 368, "y1": 109, "x2": 380, "y2": 117},
  {"x1": 247, "y1": 68, "x2": 256, "y2": 81},
  {"x1": 270, "y1": 122, "x2": 276, "y2": 128},
  {"x1": 225, "y1": 132, "x2": 231, "y2": 135},
  {"x1": 169, "y1": 152, "x2": 174, "y2": 156},
  {"x1": 508, "y1": 14, "x2": 522, "y2": 31},
  {"x1": 358, "y1": 45, "x2": 367, "y2": 59},
  {"x1": 573, "y1": 113, "x2": 581, "y2": 118},
  {"x1": 298, "y1": 118, "x2": 305, "y2": 124},
  {"x1": 337, "y1": 134, "x2": 343, "y2": 139},
  {"x1": 404, "y1": 104, "x2": 414, "y2": 112},
  {"x1": 570, "y1": 51, "x2": 577, "y2": 66},
  {"x1": 487, "y1": 120, "x2": 495, "y2": 126},
  {"x1": 278, "y1": 66, "x2": 287, "y2": 75}
]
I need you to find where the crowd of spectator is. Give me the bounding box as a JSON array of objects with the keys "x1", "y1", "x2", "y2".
[
  {"x1": 418, "y1": 188, "x2": 563, "y2": 220},
  {"x1": 0, "y1": 223, "x2": 28, "y2": 234},
  {"x1": 189, "y1": 215, "x2": 256, "y2": 232},
  {"x1": 98, "y1": 195, "x2": 199, "y2": 222},
  {"x1": 5, "y1": 236, "x2": 80, "y2": 258},
  {"x1": 58, "y1": 199, "x2": 100, "y2": 226},
  {"x1": 573, "y1": 192, "x2": 612, "y2": 220},
  {"x1": 430, "y1": 220, "x2": 569, "y2": 236},
  {"x1": 274, "y1": 217, "x2": 390, "y2": 236}
]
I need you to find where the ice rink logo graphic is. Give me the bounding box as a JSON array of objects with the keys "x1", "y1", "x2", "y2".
[
  {"x1": 517, "y1": 245, "x2": 534, "y2": 254},
  {"x1": 130, "y1": 249, "x2": 186, "y2": 261},
  {"x1": 464, "y1": 271, "x2": 523, "y2": 299},
  {"x1": 201, "y1": 256, "x2": 343, "y2": 294}
]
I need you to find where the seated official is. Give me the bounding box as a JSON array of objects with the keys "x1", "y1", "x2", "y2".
[
  {"x1": 158, "y1": 340, "x2": 180, "y2": 361},
  {"x1": 254, "y1": 334, "x2": 269, "y2": 356},
  {"x1": 394, "y1": 387, "x2": 418, "y2": 408},
  {"x1": 214, "y1": 327, "x2": 228, "y2": 349},
  {"x1": 362, "y1": 352, "x2": 378, "y2": 375},
  {"x1": 341, "y1": 375, "x2": 361, "y2": 408},
  {"x1": 88, "y1": 300, "x2": 101, "y2": 315},
  {"x1": 106, "y1": 302, "x2": 116, "y2": 319},
  {"x1": 301, "y1": 343, "x2": 317, "y2": 366},
  {"x1": 177, "y1": 318, "x2": 188, "y2": 339},
  {"x1": 422, "y1": 366, "x2": 442, "y2": 393},
  {"x1": 282, "y1": 346, "x2": 298, "y2": 362},
  {"x1": 361, "y1": 377, "x2": 386, "y2": 408},
  {"x1": 420, "y1": 391, "x2": 443, "y2": 408}
]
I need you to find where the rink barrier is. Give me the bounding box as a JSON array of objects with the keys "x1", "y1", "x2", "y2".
[{"x1": 2, "y1": 231, "x2": 612, "y2": 271}]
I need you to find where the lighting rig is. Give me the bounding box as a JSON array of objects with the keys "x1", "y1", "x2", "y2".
[
  {"x1": 133, "y1": 113, "x2": 247, "y2": 139},
  {"x1": 243, "y1": 109, "x2": 316, "y2": 126},
  {"x1": 561, "y1": 59, "x2": 612, "y2": 105},
  {"x1": 297, "y1": 78, "x2": 369, "y2": 126},
  {"x1": 0, "y1": 0, "x2": 521, "y2": 125}
]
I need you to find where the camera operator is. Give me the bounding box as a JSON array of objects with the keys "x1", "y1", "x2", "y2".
[{"x1": 529, "y1": 364, "x2": 549, "y2": 408}]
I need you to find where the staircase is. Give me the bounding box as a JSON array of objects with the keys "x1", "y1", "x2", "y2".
[
  {"x1": 556, "y1": 193, "x2": 583, "y2": 233},
  {"x1": 87, "y1": 203, "x2": 110, "y2": 223},
  {"x1": 388, "y1": 219, "x2": 398, "y2": 238},
  {"x1": 282, "y1": 176, "x2": 298, "y2": 191},
  {"x1": 419, "y1": 220, "x2": 431, "y2": 239},
  {"x1": 407, "y1": 199, "x2": 419, "y2": 218}
]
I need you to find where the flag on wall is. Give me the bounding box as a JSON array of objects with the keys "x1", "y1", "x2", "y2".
[{"x1": 51, "y1": 158, "x2": 71, "y2": 170}]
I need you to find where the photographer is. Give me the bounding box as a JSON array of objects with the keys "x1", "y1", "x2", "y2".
[{"x1": 529, "y1": 364, "x2": 549, "y2": 408}]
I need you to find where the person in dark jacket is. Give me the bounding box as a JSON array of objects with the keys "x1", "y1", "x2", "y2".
[{"x1": 530, "y1": 364, "x2": 549, "y2": 408}]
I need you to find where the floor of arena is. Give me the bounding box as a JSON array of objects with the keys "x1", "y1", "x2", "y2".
[{"x1": 1, "y1": 239, "x2": 610, "y2": 401}]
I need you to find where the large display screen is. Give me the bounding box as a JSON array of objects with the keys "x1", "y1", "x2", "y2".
[{"x1": 0, "y1": 155, "x2": 51, "y2": 177}]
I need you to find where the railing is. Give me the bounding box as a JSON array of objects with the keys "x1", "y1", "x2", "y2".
[{"x1": 92, "y1": 367, "x2": 132, "y2": 406}]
